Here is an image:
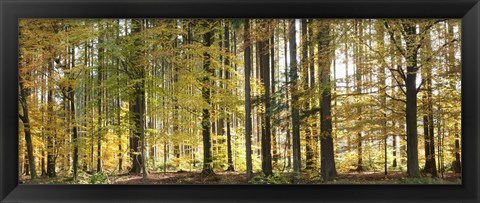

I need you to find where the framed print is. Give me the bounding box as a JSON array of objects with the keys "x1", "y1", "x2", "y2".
[{"x1": 1, "y1": 0, "x2": 479, "y2": 202}]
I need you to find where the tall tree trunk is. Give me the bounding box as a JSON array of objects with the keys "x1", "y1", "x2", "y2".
[
  {"x1": 244, "y1": 19, "x2": 253, "y2": 180},
  {"x1": 373, "y1": 21, "x2": 388, "y2": 175},
  {"x1": 403, "y1": 22, "x2": 420, "y2": 177},
  {"x1": 448, "y1": 22, "x2": 461, "y2": 174},
  {"x1": 69, "y1": 47, "x2": 79, "y2": 180},
  {"x1": 129, "y1": 19, "x2": 147, "y2": 178},
  {"x1": 96, "y1": 30, "x2": 104, "y2": 173},
  {"x1": 421, "y1": 27, "x2": 437, "y2": 177},
  {"x1": 201, "y1": 20, "x2": 214, "y2": 175},
  {"x1": 260, "y1": 27, "x2": 273, "y2": 177},
  {"x1": 40, "y1": 71, "x2": 47, "y2": 176},
  {"x1": 302, "y1": 19, "x2": 314, "y2": 170},
  {"x1": 308, "y1": 19, "x2": 319, "y2": 170},
  {"x1": 46, "y1": 61, "x2": 56, "y2": 178},
  {"x1": 453, "y1": 123, "x2": 461, "y2": 173},
  {"x1": 19, "y1": 75, "x2": 37, "y2": 180},
  {"x1": 354, "y1": 21, "x2": 363, "y2": 172},
  {"x1": 270, "y1": 28, "x2": 278, "y2": 167},
  {"x1": 289, "y1": 19, "x2": 301, "y2": 183},
  {"x1": 318, "y1": 21, "x2": 337, "y2": 181},
  {"x1": 283, "y1": 20, "x2": 292, "y2": 169},
  {"x1": 224, "y1": 24, "x2": 235, "y2": 172}
]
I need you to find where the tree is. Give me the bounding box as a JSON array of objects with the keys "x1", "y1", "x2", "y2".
[
  {"x1": 201, "y1": 20, "x2": 215, "y2": 175},
  {"x1": 259, "y1": 20, "x2": 273, "y2": 177},
  {"x1": 289, "y1": 19, "x2": 301, "y2": 183},
  {"x1": 244, "y1": 19, "x2": 253, "y2": 180},
  {"x1": 128, "y1": 19, "x2": 148, "y2": 178},
  {"x1": 19, "y1": 73, "x2": 37, "y2": 180},
  {"x1": 18, "y1": 18, "x2": 462, "y2": 185},
  {"x1": 224, "y1": 23, "x2": 235, "y2": 172},
  {"x1": 420, "y1": 26, "x2": 437, "y2": 177},
  {"x1": 302, "y1": 19, "x2": 315, "y2": 170},
  {"x1": 318, "y1": 21, "x2": 336, "y2": 181},
  {"x1": 354, "y1": 20, "x2": 364, "y2": 172}
]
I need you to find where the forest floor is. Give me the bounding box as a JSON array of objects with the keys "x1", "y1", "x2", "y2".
[{"x1": 21, "y1": 171, "x2": 461, "y2": 185}]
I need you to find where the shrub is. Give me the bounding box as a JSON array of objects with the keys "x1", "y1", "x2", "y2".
[
  {"x1": 249, "y1": 173, "x2": 290, "y2": 184},
  {"x1": 90, "y1": 172, "x2": 109, "y2": 184}
]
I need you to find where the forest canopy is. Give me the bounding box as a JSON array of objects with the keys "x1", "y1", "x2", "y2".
[{"x1": 18, "y1": 19, "x2": 461, "y2": 184}]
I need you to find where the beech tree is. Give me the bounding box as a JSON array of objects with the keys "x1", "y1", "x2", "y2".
[{"x1": 18, "y1": 18, "x2": 461, "y2": 185}]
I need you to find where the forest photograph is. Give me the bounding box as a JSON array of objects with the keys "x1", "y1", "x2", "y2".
[{"x1": 18, "y1": 18, "x2": 461, "y2": 184}]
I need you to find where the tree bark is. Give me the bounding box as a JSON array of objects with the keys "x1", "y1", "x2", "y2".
[
  {"x1": 46, "y1": 61, "x2": 56, "y2": 178},
  {"x1": 129, "y1": 19, "x2": 147, "y2": 178},
  {"x1": 225, "y1": 24, "x2": 235, "y2": 172},
  {"x1": 302, "y1": 19, "x2": 315, "y2": 171},
  {"x1": 201, "y1": 20, "x2": 215, "y2": 175},
  {"x1": 69, "y1": 47, "x2": 79, "y2": 180},
  {"x1": 289, "y1": 19, "x2": 301, "y2": 183},
  {"x1": 354, "y1": 21, "x2": 363, "y2": 172},
  {"x1": 318, "y1": 21, "x2": 337, "y2": 181},
  {"x1": 421, "y1": 27, "x2": 437, "y2": 177},
  {"x1": 244, "y1": 19, "x2": 253, "y2": 180},
  {"x1": 403, "y1": 22, "x2": 421, "y2": 177},
  {"x1": 19, "y1": 76, "x2": 37, "y2": 180}
]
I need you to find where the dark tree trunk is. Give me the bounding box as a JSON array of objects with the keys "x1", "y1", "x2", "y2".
[
  {"x1": 308, "y1": 19, "x2": 319, "y2": 170},
  {"x1": 318, "y1": 22, "x2": 337, "y2": 181},
  {"x1": 289, "y1": 19, "x2": 301, "y2": 183},
  {"x1": 447, "y1": 23, "x2": 461, "y2": 174},
  {"x1": 129, "y1": 19, "x2": 147, "y2": 178},
  {"x1": 270, "y1": 29, "x2": 278, "y2": 167},
  {"x1": 201, "y1": 20, "x2": 214, "y2": 175},
  {"x1": 453, "y1": 123, "x2": 461, "y2": 173},
  {"x1": 244, "y1": 19, "x2": 253, "y2": 180},
  {"x1": 260, "y1": 31, "x2": 273, "y2": 177},
  {"x1": 302, "y1": 19, "x2": 314, "y2": 171},
  {"x1": 46, "y1": 61, "x2": 56, "y2": 178},
  {"x1": 19, "y1": 76, "x2": 37, "y2": 180},
  {"x1": 69, "y1": 47, "x2": 79, "y2": 180},
  {"x1": 225, "y1": 24, "x2": 234, "y2": 172},
  {"x1": 116, "y1": 20, "x2": 123, "y2": 173},
  {"x1": 96, "y1": 31, "x2": 104, "y2": 173},
  {"x1": 283, "y1": 20, "x2": 292, "y2": 169},
  {"x1": 393, "y1": 134, "x2": 397, "y2": 167},
  {"x1": 421, "y1": 29, "x2": 437, "y2": 177},
  {"x1": 403, "y1": 23, "x2": 421, "y2": 178}
]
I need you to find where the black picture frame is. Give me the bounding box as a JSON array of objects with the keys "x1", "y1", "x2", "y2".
[{"x1": 1, "y1": 0, "x2": 479, "y2": 202}]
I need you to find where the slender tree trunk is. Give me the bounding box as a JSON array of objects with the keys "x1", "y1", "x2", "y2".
[
  {"x1": 374, "y1": 22, "x2": 388, "y2": 176},
  {"x1": 270, "y1": 28, "x2": 279, "y2": 167},
  {"x1": 453, "y1": 123, "x2": 461, "y2": 173},
  {"x1": 308, "y1": 19, "x2": 319, "y2": 170},
  {"x1": 354, "y1": 21, "x2": 363, "y2": 172},
  {"x1": 69, "y1": 47, "x2": 79, "y2": 180},
  {"x1": 46, "y1": 61, "x2": 56, "y2": 178},
  {"x1": 421, "y1": 28, "x2": 437, "y2": 177},
  {"x1": 318, "y1": 21, "x2": 337, "y2": 181},
  {"x1": 224, "y1": 24, "x2": 235, "y2": 172},
  {"x1": 302, "y1": 19, "x2": 316, "y2": 171},
  {"x1": 201, "y1": 20, "x2": 214, "y2": 175},
  {"x1": 289, "y1": 19, "x2": 301, "y2": 183},
  {"x1": 244, "y1": 19, "x2": 253, "y2": 180},
  {"x1": 283, "y1": 20, "x2": 292, "y2": 169},
  {"x1": 96, "y1": 30, "x2": 104, "y2": 173},
  {"x1": 19, "y1": 77, "x2": 37, "y2": 180},
  {"x1": 260, "y1": 28, "x2": 273, "y2": 177}
]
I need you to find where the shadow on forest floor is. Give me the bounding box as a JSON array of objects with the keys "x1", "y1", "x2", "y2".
[
  {"x1": 112, "y1": 171, "x2": 461, "y2": 185},
  {"x1": 20, "y1": 171, "x2": 461, "y2": 185}
]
